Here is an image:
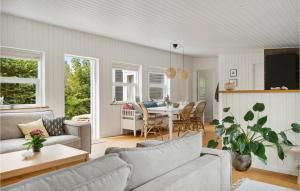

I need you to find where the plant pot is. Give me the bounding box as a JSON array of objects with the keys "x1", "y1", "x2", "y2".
[
  {"x1": 32, "y1": 145, "x2": 41, "y2": 152},
  {"x1": 232, "y1": 152, "x2": 252, "y2": 171}
]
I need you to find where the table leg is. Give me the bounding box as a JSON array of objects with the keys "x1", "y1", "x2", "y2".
[{"x1": 168, "y1": 112, "x2": 173, "y2": 140}]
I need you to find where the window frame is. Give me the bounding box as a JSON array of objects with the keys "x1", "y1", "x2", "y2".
[
  {"x1": 112, "y1": 63, "x2": 140, "y2": 103},
  {"x1": 148, "y1": 71, "x2": 170, "y2": 101},
  {"x1": 0, "y1": 47, "x2": 45, "y2": 108}
]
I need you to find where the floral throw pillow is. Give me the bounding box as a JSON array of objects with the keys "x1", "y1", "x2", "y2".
[{"x1": 42, "y1": 117, "x2": 65, "y2": 136}]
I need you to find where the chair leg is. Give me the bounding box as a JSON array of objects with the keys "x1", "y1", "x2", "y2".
[
  {"x1": 144, "y1": 124, "x2": 148, "y2": 140},
  {"x1": 177, "y1": 125, "x2": 181, "y2": 137},
  {"x1": 156, "y1": 126, "x2": 163, "y2": 141},
  {"x1": 141, "y1": 124, "x2": 145, "y2": 137}
]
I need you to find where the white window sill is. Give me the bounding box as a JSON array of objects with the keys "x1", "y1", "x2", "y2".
[{"x1": 0, "y1": 105, "x2": 49, "y2": 110}]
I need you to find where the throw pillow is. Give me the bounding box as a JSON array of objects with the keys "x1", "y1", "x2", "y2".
[
  {"x1": 122, "y1": 103, "x2": 134, "y2": 110},
  {"x1": 42, "y1": 117, "x2": 65, "y2": 136},
  {"x1": 143, "y1": 101, "x2": 158, "y2": 108},
  {"x1": 18, "y1": 119, "x2": 49, "y2": 139}
]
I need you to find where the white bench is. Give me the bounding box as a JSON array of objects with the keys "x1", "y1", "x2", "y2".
[{"x1": 121, "y1": 108, "x2": 144, "y2": 136}]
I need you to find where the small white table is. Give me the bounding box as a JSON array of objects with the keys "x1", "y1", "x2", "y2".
[{"x1": 147, "y1": 106, "x2": 181, "y2": 140}]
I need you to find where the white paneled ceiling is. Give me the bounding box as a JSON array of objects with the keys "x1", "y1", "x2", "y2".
[{"x1": 1, "y1": 0, "x2": 299, "y2": 56}]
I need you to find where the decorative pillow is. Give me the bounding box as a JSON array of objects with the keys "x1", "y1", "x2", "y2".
[
  {"x1": 42, "y1": 117, "x2": 65, "y2": 136},
  {"x1": 143, "y1": 101, "x2": 158, "y2": 108},
  {"x1": 18, "y1": 119, "x2": 49, "y2": 139},
  {"x1": 122, "y1": 103, "x2": 134, "y2": 110}
]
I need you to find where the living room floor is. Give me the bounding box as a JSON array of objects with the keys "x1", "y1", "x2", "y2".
[{"x1": 91, "y1": 124, "x2": 298, "y2": 190}]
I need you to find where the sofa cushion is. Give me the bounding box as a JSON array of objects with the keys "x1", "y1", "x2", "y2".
[
  {"x1": 0, "y1": 138, "x2": 27, "y2": 154},
  {"x1": 2, "y1": 154, "x2": 132, "y2": 191},
  {"x1": 42, "y1": 116, "x2": 65, "y2": 136},
  {"x1": 133, "y1": 155, "x2": 221, "y2": 191},
  {"x1": 18, "y1": 119, "x2": 49, "y2": 139},
  {"x1": 0, "y1": 135, "x2": 80, "y2": 154},
  {"x1": 0, "y1": 110, "x2": 54, "y2": 140},
  {"x1": 107, "y1": 131, "x2": 202, "y2": 191}
]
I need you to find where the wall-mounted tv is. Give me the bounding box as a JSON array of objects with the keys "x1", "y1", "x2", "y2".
[{"x1": 264, "y1": 48, "x2": 299, "y2": 90}]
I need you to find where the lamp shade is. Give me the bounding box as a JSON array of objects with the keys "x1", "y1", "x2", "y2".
[
  {"x1": 179, "y1": 69, "x2": 188, "y2": 80},
  {"x1": 166, "y1": 67, "x2": 176, "y2": 79}
]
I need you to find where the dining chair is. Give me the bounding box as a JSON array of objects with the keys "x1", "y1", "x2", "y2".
[
  {"x1": 190, "y1": 101, "x2": 206, "y2": 134},
  {"x1": 139, "y1": 103, "x2": 165, "y2": 140},
  {"x1": 173, "y1": 102, "x2": 194, "y2": 136}
]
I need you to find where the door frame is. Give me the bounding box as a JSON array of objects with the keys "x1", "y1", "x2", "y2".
[{"x1": 64, "y1": 54, "x2": 100, "y2": 141}]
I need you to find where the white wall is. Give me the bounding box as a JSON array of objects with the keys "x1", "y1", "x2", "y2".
[
  {"x1": 1, "y1": 13, "x2": 193, "y2": 137},
  {"x1": 220, "y1": 92, "x2": 300, "y2": 175},
  {"x1": 191, "y1": 57, "x2": 219, "y2": 120},
  {"x1": 218, "y1": 50, "x2": 264, "y2": 90}
]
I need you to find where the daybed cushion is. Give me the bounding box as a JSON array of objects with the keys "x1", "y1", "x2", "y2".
[
  {"x1": 0, "y1": 135, "x2": 80, "y2": 154},
  {"x1": 0, "y1": 110, "x2": 54, "y2": 140},
  {"x1": 2, "y1": 154, "x2": 132, "y2": 191},
  {"x1": 133, "y1": 155, "x2": 221, "y2": 191},
  {"x1": 143, "y1": 101, "x2": 158, "y2": 108},
  {"x1": 107, "y1": 131, "x2": 202, "y2": 191}
]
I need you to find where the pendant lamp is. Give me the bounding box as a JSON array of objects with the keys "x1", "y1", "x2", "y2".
[{"x1": 166, "y1": 43, "x2": 176, "y2": 79}]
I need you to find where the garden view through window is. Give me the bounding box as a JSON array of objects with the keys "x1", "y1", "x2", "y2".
[
  {"x1": 0, "y1": 57, "x2": 40, "y2": 105},
  {"x1": 64, "y1": 55, "x2": 93, "y2": 120}
]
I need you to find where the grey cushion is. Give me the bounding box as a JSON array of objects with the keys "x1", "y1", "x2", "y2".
[
  {"x1": 133, "y1": 155, "x2": 221, "y2": 191},
  {"x1": 0, "y1": 135, "x2": 80, "y2": 154},
  {"x1": 107, "y1": 131, "x2": 202, "y2": 191},
  {"x1": 2, "y1": 154, "x2": 132, "y2": 191},
  {"x1": 0, "y1": 110, "x2": 54, "y2": 140},
  {"x1": 42, "y1": 117, "x2": 65, "y2": 136}
]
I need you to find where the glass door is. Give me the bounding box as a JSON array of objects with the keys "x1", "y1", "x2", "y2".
[{"x1": 64, "y1": 55, "x2": 100, "y2": 141}]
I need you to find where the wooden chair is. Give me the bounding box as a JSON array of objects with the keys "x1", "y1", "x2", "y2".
[
  {"x1": 139, "y1": 103, "x2": 165, "y2": 140},
  {"x1": 190, "y1": 101, "x2": 206, "y2": 133},
  {"x1": 173, "y1": 102, "x2": 195, "y2": 136}
]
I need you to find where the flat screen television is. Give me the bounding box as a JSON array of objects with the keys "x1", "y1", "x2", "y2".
[{"x1": 264, "y1": 48, "x2": 299, "y2": 90}]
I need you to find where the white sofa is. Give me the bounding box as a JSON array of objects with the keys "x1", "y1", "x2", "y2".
[{"x1": 2, "y1": 132, "x2": 231, "y2": 191}]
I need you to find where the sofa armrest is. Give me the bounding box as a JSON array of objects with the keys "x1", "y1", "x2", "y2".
[
  {"x1": 201, "y1": 148, "x2": 232, "y2": 191},
  {"x1": 63, "y1": 120, "x2": 91, "y2": 153}
]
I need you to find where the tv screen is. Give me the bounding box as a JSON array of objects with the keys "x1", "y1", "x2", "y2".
[{"x1": 265, "y1": 50, "x2": 299, "y2": 90}]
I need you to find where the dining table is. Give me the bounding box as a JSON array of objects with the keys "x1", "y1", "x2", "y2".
[
  {"x1": 147, "y1": 104, "x2": 205, "y2": 140},
  {"x1": 147, "y1": 106, "x2": 181, "y2": 140}
]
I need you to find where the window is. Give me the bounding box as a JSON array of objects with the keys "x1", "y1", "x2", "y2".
[
  {"x1": 148, "y1": 71, "x2": 169, "y2": 100},
  {"x1": 0, "y1": 47, "x2": 44, "y2": 107},
  {"x1": 112, "y1": 64, "x2": 139, "y2": 102}
]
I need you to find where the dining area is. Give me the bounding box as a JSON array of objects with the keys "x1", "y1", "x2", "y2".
[{"x1": 139, "y1": 101, "x2": 207, "y2": 141}]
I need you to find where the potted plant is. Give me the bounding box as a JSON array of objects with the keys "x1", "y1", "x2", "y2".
[
  {"x1": 23, "y1": 129, "x2": 47, "y2": 152},
  {"x1": 208, "y1": 102, "x2": 300, "y2": 171}
]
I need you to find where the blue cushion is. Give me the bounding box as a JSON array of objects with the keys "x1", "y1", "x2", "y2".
[{"x1": 143, "y1": 101, "x2": 158, "y2": 108}]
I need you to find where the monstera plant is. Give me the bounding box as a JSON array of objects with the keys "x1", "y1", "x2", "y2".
[{"x1": 208, "y1": 102, "x2": 300, "y2": 171}]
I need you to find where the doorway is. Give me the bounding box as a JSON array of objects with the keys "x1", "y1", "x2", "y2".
[
  {"x1": 64, "y1": 54, "x2": 100, "y2": 141},
  {"x1": 197, "y1": 70, "x2": 214, "y2": 122}
]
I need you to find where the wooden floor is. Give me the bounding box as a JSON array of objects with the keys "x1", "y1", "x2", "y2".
[{"x1": 91, "y1": 124, "x2": 299, "y2": 190}]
